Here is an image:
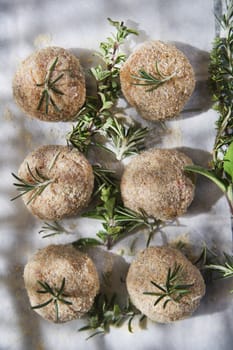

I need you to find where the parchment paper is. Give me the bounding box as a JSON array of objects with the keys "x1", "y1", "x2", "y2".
[{"x1": 1, "y1": 1, "x2": 233, "y2": 349}]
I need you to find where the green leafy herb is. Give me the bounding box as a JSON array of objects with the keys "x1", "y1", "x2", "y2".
[
  {"x1": 72, "y1": 237, "x2": 103, "y2": 248},
  {"x1": 185, "y1": 1, "x2": 233, "y2": 214},
  {"x1": 106, "y1": 117, "x2": 148, "y2": 160},
  {"x1": 39, "y1": 221, "x2": 67, "y2": 238},
  {"x1": 78, "y1": 293, "x2": 144, "y2": 339},
  {"x1": 11, "y1": 163, "x2": 53, "y2": 205},
  {"x1": 131, "y1": 61, "x2": 176, "y2": 92},
  {"x1": 143, "y1": 263, "x2": 193, "y2": 309},
  {"x1": 93, "y1": 164, "x2": 118, "y2": 196},
  {"x1": 67, "y1": 19, "x2": 139, "y2": 156},
  {"x1": 205, "y1": 252, "x2": 233, "y2": 292},
  {"x1": 36, "y1": 56, "x2": 64, "y2": 114},
  {"x1": 83, "y1": 185, "x2": 162, "y2": 249},
  {"x1": 31, "y1": 278, "x2": 72, "y2": 322}
]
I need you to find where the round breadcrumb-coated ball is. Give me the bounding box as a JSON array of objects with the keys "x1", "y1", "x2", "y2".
[
  {"x1": 126, "y1": 246, "x2": 205, "y2": 323},
  {"x1": 120, "y1": 148, "x2": 195, "y2": 220},
  {"x1": 13, "y1": 47, "x2": 86, "y2": 121},
  {"x1": 17, "y1": 145, "x2": 94, "y2": 220},
  {"x1": 24, "y1": 244, "x2": 100, "y2": 323},
  {"x1": 120, "y1": 41, "x2": 195, "y2": 121}
]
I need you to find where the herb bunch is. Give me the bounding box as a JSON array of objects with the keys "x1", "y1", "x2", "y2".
[
  {"x1": 67, "y1": 18, "x2": 148, "y2": 159},
  {"x1": 143, "y1": 263, "x2": 193, "y2": 309},
  {"x1": 79, "y1": 293, "x2": 144, "y2": 339},
  {"x1": 185, "y1": 1, "x2": 233, "y2": 214}
]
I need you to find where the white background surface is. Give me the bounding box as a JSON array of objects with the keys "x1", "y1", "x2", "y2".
[{"x1": 1, "y1": 0, "x2": 233, "y2": 349}]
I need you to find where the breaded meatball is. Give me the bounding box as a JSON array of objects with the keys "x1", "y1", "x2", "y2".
[
  {"x1": 13, "y1": 47, "x2": 86, "y2": 121},
  {"x1": 24, "y1": 244, "x2": 99, "y2": 323},
  {"x1": 17, "y1": 145, "x2": 94, "y2": 220},
  {"x1": 126, "y1": 246, "x2": 205, "y2": 323},
  {"x1": 120, "y1": 148, "x2": 195, "y2": 220},
  {"x1": 120, "y1": 41, "x2": 195, "y2": 121}
]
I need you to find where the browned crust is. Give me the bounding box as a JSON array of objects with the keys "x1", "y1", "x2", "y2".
[
  {"x1": 126, "y1": 246, "x2": 205, "y2": 323},
  {"x1": 24, "y1": 244, "x2": 100, "y2": 323},
  {"x1": 18, "y1": 145, "x2": 94, "y2": 220},
  {"x1": 120, "y1": 41, "x2": 195, "y2": 121},
  {"x1": 13, "y1": 47, "x2": 86, "y2": 121},
  {"x1": 120, "y1": 148, "x2": 195, "y2": 220}
]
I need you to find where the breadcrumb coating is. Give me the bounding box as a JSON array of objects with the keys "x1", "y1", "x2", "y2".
[
  {"x1": 24, "y1": 244, "x2": 99, "y2": 323},
  {"x1": 13, "y1": 47, "x2": 86, "y2": 121},
  {"x1": 18, "y1": 145, "x2": 94, "y2": 220},
  {"x1": 120, "y1": 41, "x2": 195, "y2": 121},
  {"x1": 120, "y1": 148, "x2": 195, "y2": 220},
  {"x1": 126, "y1": 246, "x2": 205, "y2": 323}
]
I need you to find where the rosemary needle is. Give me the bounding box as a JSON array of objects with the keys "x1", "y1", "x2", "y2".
[
  {"x1": 143, "y1": 263, "x2": 193, "y2": 309},
  {"x1": 11, "y1": 163, "x2": 53, "y2": 205},
  {"x1": 131, "y1": 61, "x2": 176, "y2": 92},
  {"x1": 36, "y1": 56, "x2": 64, "y2": 114},
  {"x1": 31, "y1": 278, "x2": 72, "y2": 322}
]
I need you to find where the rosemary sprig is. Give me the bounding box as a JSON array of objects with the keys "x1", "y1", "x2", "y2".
[
  {"x1": 78, "y1": 293, "x2": 144, "y2": 339},
  {"x1": 67, "y1": 19, "x2": 139, "y2": 156},
  {"x1": 106, "y1": 117, "x2": 148, "y2": 160},
  {"x1": 131, "y1": 61, "x2": 176, "y2": 92},
  {"x1": 205, "y1": 252, "x2": 233, "y2": 292},
  {"x1": 185, "y1": 1, "x2": 233, "y2": 214},
  {"x1": 143, "y1": 263, "x2": 193, "y2": 309},
  {"x1": 92, "y1": 164, "x2": 118, "y2": 196},
  {"x1": 36, "y1": 56, "x2": 64, "y2": 114},
  {"x1": 31, "y1": 278, "x2": 72, "y2": 322},
  {"x1": 83, "y1": 185, "x2": 163, "y2": 249},
  {"x1": 11, "y1": 163, "x2": 53, "y2": 205},
  {"x1": 39, "y1": 221, "x2": 67, "y2": 239}
]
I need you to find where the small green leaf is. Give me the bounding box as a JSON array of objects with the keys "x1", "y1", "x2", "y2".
[
  {"x1": 223, "y1": 142, "x2": 233, "y2": 180},
  {"x1": 72, "y1": 238, "x2": 103, "y2": 248}
]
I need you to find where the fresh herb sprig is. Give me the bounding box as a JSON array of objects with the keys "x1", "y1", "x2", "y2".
[
  {"x1": 185, "y1": 1, "x2": 233, "y2": 214},
  {"x1": 31, "y1": 278, "x2": 72, "y2": 322},
  {"x1": 83, "y1": 185, "x2": 163, "y2": 249},
  {"x1": 36, "y1": 56, "x2": 64, "y2": 114},
  {"x1": 143, "y1": 263, "x2": 193, "y2": 309},
  {"x1": 106, "y1": 117, "x2": 148, "y2": 160},
  {"x1": 79, "y1": 293, "x2": 144, "y2": 339},
  {"x1": 131, "y1": 61, "x2": 176, "y2": 92},
  {"x1": 205, "y1": 252, "x2": 233, "y2": 292},
  {"x1": 67, "y1": 19, "x2": 147, "y2": 159},
  {"x1": 11, "y1": 163, "x2": 53, "y2": 205},
  {"x1": 92, "y1": 164, "x2": 118, "y2": 196},
  {"x1": 39, "y1": 221, "x2": 67, "y2": 239}
]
